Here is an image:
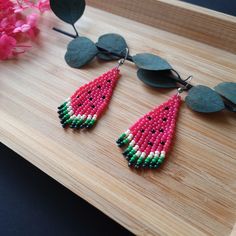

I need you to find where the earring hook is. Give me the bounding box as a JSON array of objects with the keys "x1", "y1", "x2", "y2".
[
  {"x1": 177, "y1": 75, "x2": 193, "y2": 95},
  {"x1": 184, "y1": 75, "x2": 193, "y2": 83},
  {"x1": 117, "y1": 48, "x2": 129, "y2": 68},
  {"x1": 184, "y1": 75, "x2": 193, "y2": 90}
]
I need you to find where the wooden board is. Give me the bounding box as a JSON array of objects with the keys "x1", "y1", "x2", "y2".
[
  {"x1": 1, "y1": 6, "x2": 236, "y2": 236},
  {"x1": 87, "y1": 0, "x2": 236, "y2": 54}
]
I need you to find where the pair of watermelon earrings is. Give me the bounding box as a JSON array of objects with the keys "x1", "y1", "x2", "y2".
[{"x1": 57, "y1": 49, "x2": 189, "y2": 169}]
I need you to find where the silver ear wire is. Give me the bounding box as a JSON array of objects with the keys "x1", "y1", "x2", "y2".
[
  {"x1": 184, "y1": 75, "x2": 193, "y2": 85},
  {"x1": 117, "y1": 48, "x2": 129, "y2": 68},
  {"x1": 177, "y1": 75, "x2": 193, "y2": 95}
]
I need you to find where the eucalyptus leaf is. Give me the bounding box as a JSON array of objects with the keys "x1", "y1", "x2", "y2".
[
  {"x1": 185, "y1": 85, "x2": 225, "y2": 113},
  {"x1": 137, "y1": 69, "x2": 177, "y2": 88},
  {"x1": 65, "y1": 37, "x2": 98, "y2": 68},
  {"x1": 133, "y1": 53, "x2": 172, "y2": 71},
  {"x1": 96, "y1": 33, "x2": 128, "y2": 61},
  {"x1": 50, "y1": 0, "x2": 85, "y2": 25},
  {"x1": 214, "y1": 82, "x2": 236, "y2": 104}
]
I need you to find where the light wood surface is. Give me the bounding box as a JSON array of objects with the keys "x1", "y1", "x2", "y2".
[
  {"x1": 87, "y1": 0, "x2": 236, "y2": 54},
  {"x1": 1, "y1": 6, "x2": 236, "y2": 236}
]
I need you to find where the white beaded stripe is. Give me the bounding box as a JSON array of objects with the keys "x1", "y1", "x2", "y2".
[
  {"x1": 136, "y1": 151, "x2": 141, "y2": 157},
  {"x1": 140, "y1": 152, "x2": 146, "y2": 158},
  {"x1": 125, "y1": 130, "x2": 130, "y2": 135}
]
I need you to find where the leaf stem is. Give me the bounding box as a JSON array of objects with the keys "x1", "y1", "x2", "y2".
[
  {"x1": 95, "y1": 45, "x2": 133, "y2": 62},
  {"x1": 53, "y1": 27, "x2": 76, "y2": 38},
  {"x1": 72, "y1": 24, "x2": 79, "y2": 37},
  {"x1": 171, "y1": 69, "x2": 193, "y2": 90}
]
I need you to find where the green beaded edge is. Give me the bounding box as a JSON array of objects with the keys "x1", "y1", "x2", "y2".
[
  {"x1": 57, "y1": 100, "x2": 97, "y2": 129},
  {"x1": 116, "y1": 131, "x2": 165, "y2": 169}
]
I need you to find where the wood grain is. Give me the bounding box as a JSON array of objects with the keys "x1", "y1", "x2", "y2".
[
  {"x1": 1, "y1": 7, "x2": 236, "y2": 236},
  {"x1": 87, "y1": 0, "x2": 236, "y2": 53}
]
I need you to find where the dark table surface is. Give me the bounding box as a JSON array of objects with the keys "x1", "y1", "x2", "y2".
[
  {"x1": 0, "y1": 143, "x2": 133, "y2": 236},
  {"x1": 182, "y1": 0, "x2": 236, "y2": 16}
]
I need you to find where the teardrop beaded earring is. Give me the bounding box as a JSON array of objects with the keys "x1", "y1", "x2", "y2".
[
  {"x1": 116, "y1": 86, "x2": 188, "y2": 169},
  {"x1": 57, "y1": 48, "x2": 129, "y2": 129}
]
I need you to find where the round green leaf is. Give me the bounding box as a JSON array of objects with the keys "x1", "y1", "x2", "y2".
[
  {"x1": 137, "y1": 69, "x2": 177, "y2": 88},
  {"x1": 185, "y1": 85, "x2": 225, "y2": 113},
  {"x1": 50, "y1": 0, "x2": 85, "y2": 25},
  {"x1": 133, "y1": 53, "x2": 172, "y2": 71},
  {"x1": 96, "y1": 33, "x2": 128, "y2": 61},
  {"x1": 65, "y1": 37, "x2": 98, "y2": 68},
  {"x1": 214, "y1": 82, "x2": 236, "y2": 104}
]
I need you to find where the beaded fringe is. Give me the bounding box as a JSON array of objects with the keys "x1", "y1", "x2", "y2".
[
  {"x1": 58, "y1": 67, "x2": 120, "y2": 129},
  {"x1": 116, "y1": 95, "x2": 181, "y2": 169}
]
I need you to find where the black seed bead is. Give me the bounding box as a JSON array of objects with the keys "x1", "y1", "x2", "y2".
[
  {"x1": 59, "y1": 113, "x2": 65, "y2": 119},
  {"x1": 154, "y1": 163, "x2": 161, "y2": 169},
  {"x1": 57, "y1": 110, "x2": 62, "y2": 114},
  {"x1": 89, "y1": 97, "x2": 93, "y2": 101},
  {"x1": 97, "y1": 85, "x2": 101, "y2": 89},
  {"x1": 162, "y1": 117, "x2": 167, "y2": 121},
  {"x1": 128, "y1": 162, "x2": 133, "y2": 167},
  {"x1": 122, "y1": 150, "x2": 129, "y2": 156},
  {"x1": 118, "y1": 142, "x2": 124, "y2": 147},
  {"x1": 62, "y1": 123, "x2": 67, "y2": 128},
  {"x1": 73, "y1": 124, "x2": 79, "y2": 129},
  {"x1": 102, "y1": 95, "x2": 106, "y2": 99},
  {"x1": 88, "y1": 91, "x2": 91, "y2": 94},
  {"x1": 159, "y1": 128, "x2": 164, "y2": 132},
  {"x1": 127, "y1": 153, "x2": 133, "y2": 158},
  {"x1": 77, "y1": 95, "x2": 80, "y2": 98},
  {"x1": 122, "y1": 150, "x2": 127, "y2": 156},
  {"x1": 116, "y1": 138, "x2": 123, "y2": 144},
  {"x1": 60, "y1": 118, "x2": 67, "y2": 124},
  {"x1": 140, "y1": 129, "x2": 145, "y2": 133},
  {"x1": 148, "y1": 142, "x2": 153, "y2": 146},
  {"x1": 161, "y1": 141, "x2": 165, "y2": 145},
  {"x1": 80, "y1": 124, "x2": 87, "y2": 129},
  {"x1": 78, "y1": 104, "x2": 82, "y2": 107},
  {"x1": 107, "y1": 80, "x2": 111, "y2": 83},
  {"x1": 147, "y1": 116, "x2": 151, "y2": 120},
  {"x1": 125, "y1": 155, "x2": 132, "y2": 161},
  {"x1": 86, "y1": 124, "x2": 92, "y2": 129},
  {"x1": 91, "y1": 105, "x2": 95, "y2": 108},
  {"x1": 164, "y1": 106, "x2": 169, "y2": 110},
  {"x1": 151, "y1": 129, "x2": 156, "y2": 134},
  {"x1": 62, "y1": 118, "x2": 69, "y2": 123}
]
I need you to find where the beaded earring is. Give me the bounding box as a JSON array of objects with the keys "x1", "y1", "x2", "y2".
[
  {"x1": 116, "y1": 87, "x2": 187, "y2": 169},
  {"x1": 57, "y1": 48, "x2": 129, "y2": 129}
]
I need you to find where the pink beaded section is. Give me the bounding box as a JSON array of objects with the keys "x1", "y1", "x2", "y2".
[
  {"x1": 58, "y1": 67, "x2": 120, "y2": 129},
  {"x1": 116, "y1": 94, "x2": 181, "y2": 169}
]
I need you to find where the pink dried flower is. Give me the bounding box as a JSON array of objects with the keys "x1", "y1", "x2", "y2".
[
  {"x1": 0, "y1": 34, "x2": 16, "y2": 60},
  {"x1": 0, "y1": 0, "x2": 50, "y2": 60},
  {"x1": 37, "y1": 0, "x2": 50, "y2": 13},
  {"x1": 14, "y1": 0, "x2": 50, "y2": 13},
  {"x1": 27, "y1": 13, "x2": 38, "y2": 27}
]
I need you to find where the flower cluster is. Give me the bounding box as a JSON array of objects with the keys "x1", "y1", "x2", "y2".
[{"x1": 0, "y1": 0, "x2": 50, "y2": 60}]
